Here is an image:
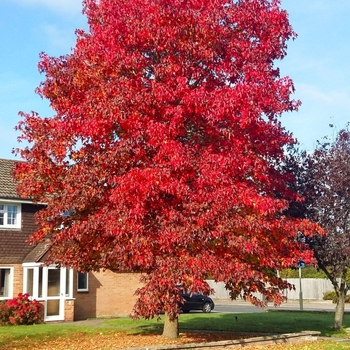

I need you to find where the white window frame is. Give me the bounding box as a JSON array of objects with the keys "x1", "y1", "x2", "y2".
[
  {"x1": 23, "y1": 264, "x2": 74, "y2": 299},
  {"x1": 23, "y1": 263, "x2": 43, "y2": 299},
  {"x1": 77, "y1": 272, "x2": 89, "y2": 292},
  {"x1": 0, "y1": 202, "x2": 21, "y2": 229},
  {"x1": 0, "y1": 267, "x2": 14, "y2": 300}
]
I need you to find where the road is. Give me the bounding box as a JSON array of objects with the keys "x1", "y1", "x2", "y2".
[
  {"x1": 214, "y1": 302, "x2": 265, "y2": 313},
  {"x1": 211, "y1": 299, "x2": 342, "y2": 314}
]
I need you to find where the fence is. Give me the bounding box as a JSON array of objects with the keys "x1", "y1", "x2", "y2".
[{"x1": 207, "y1": 278, "x2": 335, "y2": 301}]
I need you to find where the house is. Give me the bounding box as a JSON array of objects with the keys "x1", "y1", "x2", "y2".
[{"x1": 0, "y1": 158, "x2": 142, "y2": 322}]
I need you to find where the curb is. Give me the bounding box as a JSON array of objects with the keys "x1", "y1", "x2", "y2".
[{"x1": 125, "y1": 331, "x2": 320, "y2": 350}]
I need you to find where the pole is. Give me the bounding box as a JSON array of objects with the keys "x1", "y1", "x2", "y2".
[{"x1": 299, "y1": 267, "x2": 303, "y2": 311}]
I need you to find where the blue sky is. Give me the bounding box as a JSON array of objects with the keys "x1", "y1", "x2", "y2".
[{"x1": 1, "y1": 0, "x2": 350, "y2": 160}]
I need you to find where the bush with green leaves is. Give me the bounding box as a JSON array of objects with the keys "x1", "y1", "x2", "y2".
[
  {"x1": 323, "y1": 291, "x2": 350, "y2": 303},
  {"x1": 280, "y1": 267, "x2": 327, "y2": 279},
  {"x1": 0, "y1": 293, "x2": 42, "y2": 325}
]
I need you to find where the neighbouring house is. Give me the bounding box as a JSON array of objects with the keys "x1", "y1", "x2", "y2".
[{"x1": 0, "y1": 158, "x2": 142, "y2": 322}]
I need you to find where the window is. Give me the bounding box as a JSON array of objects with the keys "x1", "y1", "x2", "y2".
[
  {"x1": 65, "y1": 269, "x2": 73, "y2": 297},
  {"x1": 23, "y1": 265, "x2": 73, "y2": 299},
  {"x1": 77, "y1": 272, "x2": 88, "y2": 292},
  {"x1": 0, "y1": 203, "x2": 21, "y2": 228},
  {"x1": 0, "y1": 268, "x2": 13, "y2": 299},
  {"x1": 26, "y1": 268, "x2": 34, "y2": 296}
]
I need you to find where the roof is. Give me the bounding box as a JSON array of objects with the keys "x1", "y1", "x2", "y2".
[
  {"x1": 23, "y1": 241, "x2": 51, "y2": 263},
  {"x1": 0, "y1": 158, "x2": 21, "y2": 199},
  {"x1": 0, "y1": 231, "x2": 39, "y2": 264}
]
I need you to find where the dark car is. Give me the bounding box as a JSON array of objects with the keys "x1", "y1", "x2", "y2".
[{"x1": 180, "y1": 292, "x2": 215, "y2": 313}]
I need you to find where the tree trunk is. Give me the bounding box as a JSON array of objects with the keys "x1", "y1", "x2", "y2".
[
  {"x1": 334, "y1": 291, "x2": 345, "y2": 330},
  {"x1": 162, "y1": 312, "x2": 179, "y2": 339}
]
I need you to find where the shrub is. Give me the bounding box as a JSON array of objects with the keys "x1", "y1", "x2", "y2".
[
  {"x1": 0, "y1": 301, "x2": 8, "y2": 324},
  {"x1": 323, "y1": 291, "x2": 337, "y2": 302},
  {"x1": 323, "y1": 291, "x2": 350, "y2": 303},
  {"x1": 0, "y1": 293, "x2": 42, "y2": 325},
  {"x1": 280, "y1": 267, "x2": 327, "y2": 278}
]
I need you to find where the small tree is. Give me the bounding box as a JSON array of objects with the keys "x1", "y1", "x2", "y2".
[
  {"x1": 289, "y1": 126, "x2": 350, "y2": 330},
  {"x1": 15, "y1": 0, "x2": 314, "y2": 339}
]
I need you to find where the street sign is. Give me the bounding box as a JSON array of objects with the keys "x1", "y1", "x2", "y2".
[{"x1": 297, "y1": 260, "x2": 305, "y2": 269}]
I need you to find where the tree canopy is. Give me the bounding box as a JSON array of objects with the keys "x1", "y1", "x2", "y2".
[
  {"x1": 288, "y1": 125, "x2": 350, "y2": 330},
  {"x1": 15, "y1": 0, "x2": 315, "y2": 338}
]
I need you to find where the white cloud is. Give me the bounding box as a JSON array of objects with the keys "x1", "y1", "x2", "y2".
[{"x1": 13, "y1": 0, "x2": 83, "y2": 16}]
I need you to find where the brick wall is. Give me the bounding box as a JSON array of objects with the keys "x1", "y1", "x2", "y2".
[
  {"x1": 74, "y1": 271, "x2": 143, "y2": 320},
  {"x1": 0, "y1": 203, "x2": 44, "y2": 264},
  {"x1": 21, "y1": 203, "x2": 42, "y2": 237},
  {"x1": 64, "y1": 299, "x2": 75, "y2": 322},
  {"x1": 0, "y1": 263, "x2": 23, "y2": 299},
  {"x1": 0, "y1": 203, "x2": 43, "y2": 300},
  {"x1": 12, "y1": 263, "x2": 23, "y2": 296}
]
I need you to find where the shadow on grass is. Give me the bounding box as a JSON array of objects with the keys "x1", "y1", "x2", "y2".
[
  {"x1": 75, "y1": 311, "x2": 350, "y2": 339},
  {"x1": 101, "y1": 311, "x2": 350, "y2": 337},
  {"x1": 176, "y1": 311, "x2": 350, "y2": 338},
  {"x1": 2, "y1": 311, "x2": 350, "y2": 348},
  {"x1": 125, "y1": 324, "x2": 164, "y2": 336}
]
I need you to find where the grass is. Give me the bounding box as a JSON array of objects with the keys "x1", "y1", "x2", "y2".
[
  {"x1": 101, "y1": 311, "x2": 350, "y2": 338},
  {"x1": 284, "y1": 342, "x2": 350, "y2": 349},
  {"x1": 1, "y1": 311, "x2": 350, "y2": 348}
]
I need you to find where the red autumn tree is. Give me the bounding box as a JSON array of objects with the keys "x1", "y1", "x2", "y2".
[{"x1": 15, "y1": 0, "x2": 314, "y2": 339}]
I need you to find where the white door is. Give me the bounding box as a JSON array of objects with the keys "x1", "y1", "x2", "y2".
[{"x1": 44, "y1": 267, "x2": 65, "y2": 321}]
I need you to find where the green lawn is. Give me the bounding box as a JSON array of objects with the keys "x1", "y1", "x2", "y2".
[
  {"x1": 1, "y1": 311, "x2": 350, "y2": 348},
  {"x1": 101, "y1": 310, "x2": 350, "y2": 338}
]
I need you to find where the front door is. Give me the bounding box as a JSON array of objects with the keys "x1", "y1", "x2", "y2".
[
  {"x1": 44, "y1": 267, "x2": 65, "y2": 321},
  {"x1": 23, "y1": 264, "x2": 73, "y2": 322}
]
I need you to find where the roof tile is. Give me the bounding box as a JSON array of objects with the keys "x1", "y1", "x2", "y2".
[
  {"x1": 0, "y1": 158, "x2": 21, "y2": 199},
  {"x1": 23, "y1": 242, "x2": 51, "y2": 263},
  {"x1": 0, "y1": 230, "x2": 35, "y2": 264}
]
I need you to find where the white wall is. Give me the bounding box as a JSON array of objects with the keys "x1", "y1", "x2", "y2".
[{"x1": 207, "y1": 279, "x2": 335, "y2": 301}]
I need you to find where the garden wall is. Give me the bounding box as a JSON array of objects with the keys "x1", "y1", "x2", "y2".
[{"x1": 207, "y1": 278, "x2": 335, "y2": 301}]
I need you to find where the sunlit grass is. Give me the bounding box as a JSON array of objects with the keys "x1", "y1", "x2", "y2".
[
  {"x1": 102, "y1": 311, "x2": 350, "y2": 338},
  {"x1": 1, "y1": 311, "x2": 350, "y2": 348}
]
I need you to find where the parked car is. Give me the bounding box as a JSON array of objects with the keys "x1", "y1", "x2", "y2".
[{"x1": 180, "y1": 292, "x2": 215, "y2": 313}]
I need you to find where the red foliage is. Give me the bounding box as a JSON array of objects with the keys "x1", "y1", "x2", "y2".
[
  {"x1": 15, "y1": 0, "x2": 315, "y2": 321},
  {"x1": 0, "y1": 293, "x2": 41, "y2": 325}
]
